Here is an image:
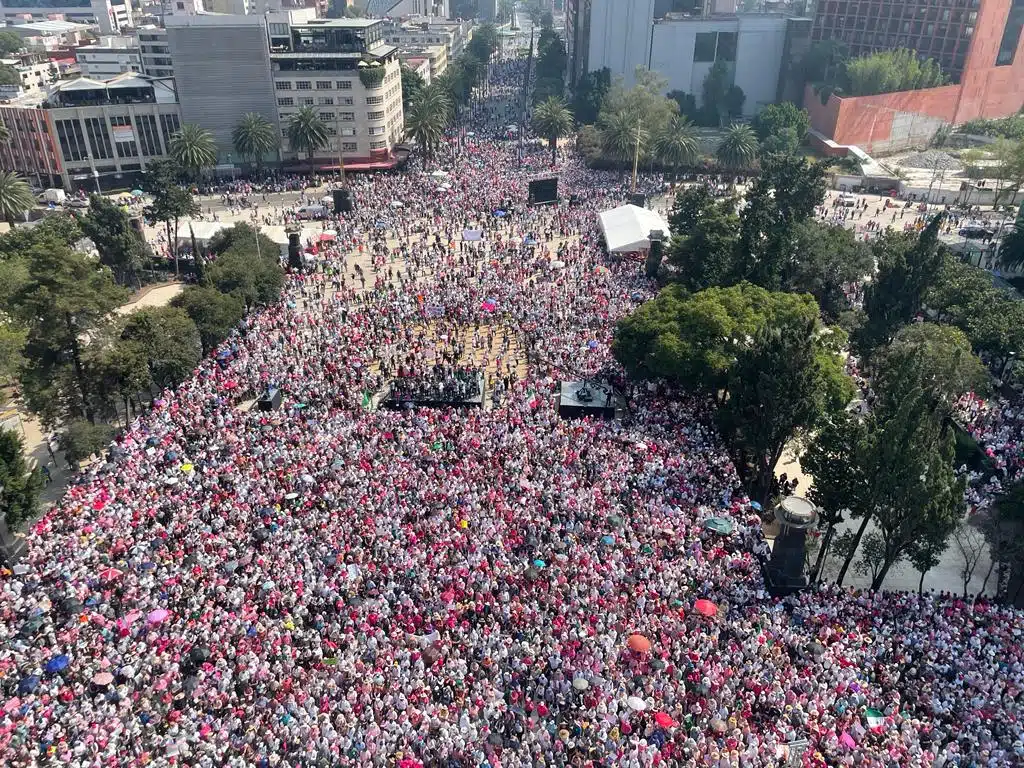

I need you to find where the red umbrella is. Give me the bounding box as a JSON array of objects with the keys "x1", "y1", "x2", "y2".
[
  {"x1": 98, "y1": 567, "x2": 122, "y2": 582},
  {"x1": 694, "y1": 599, "x2": 718, "y2": 617},
  {"x1": 654, "y1": 712, "x2": 675, "y2": 728},
  {"x1": 627, "y1": 634, "x2": 651, "y2": 653}
]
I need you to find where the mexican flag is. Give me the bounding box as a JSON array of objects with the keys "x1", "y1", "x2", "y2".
[
  {"x1": 865, "y1": 709, "x2": 886, "y2": 731},
  {"x1": 361, "y1": 391, "x2": 371, "y2": 410}
]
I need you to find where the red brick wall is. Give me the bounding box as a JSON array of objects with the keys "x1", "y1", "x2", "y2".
[{"x1": 805, "y1": 0, "x2": 1024, "y2": 151}]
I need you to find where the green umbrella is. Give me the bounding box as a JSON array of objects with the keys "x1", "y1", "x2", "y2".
[{"x1": 703, "y1": 517, "x2": 734, "y2": 535}]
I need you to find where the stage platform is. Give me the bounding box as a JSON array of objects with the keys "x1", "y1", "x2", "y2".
[
  {"x1": 558, "y1": 380, "x2": 623, "y2": 419},
  {"x1": 381, "y1": 371, "x2": 486, "y2": 410}
]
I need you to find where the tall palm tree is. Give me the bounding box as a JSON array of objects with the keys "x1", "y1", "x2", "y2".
[
  {"x1": 287, "y1": 106, "x2": 329, "y2": 167},
  {"x1": 169, "y1": 123, "x2": 217, "y2": 177},
  {"x1": 599, "y1": 110, "x2": 648, "y2": 171},
  {"x1": 998, "y1": 223, "x2": 1024, "y2": 273},
  {"x1": 232, "y1": 113, "x2": 279, "y2": 170},
  {"x1": 405, "y1": 86, "x2": 452, "y2": 168},
  {"x1": 0, "y1": 171, "x2": 35, "y2": 224},
  {"x1": 716, "y1": 123, "x2": 758, "y2": 170},
  {"x1": 653, "y1": 116, "x2": 699, "y2": 178},
  {"x1": 532, "y1": 96, "x2": 574, "y2": 166}
]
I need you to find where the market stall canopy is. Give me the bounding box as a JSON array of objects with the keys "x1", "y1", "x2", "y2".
[
  {"x1": 598, "y1": 204, "x2": 670, "y2": 253},
  {"x1": 176, "y1": 220, "x2": 228, "y2": 246}
]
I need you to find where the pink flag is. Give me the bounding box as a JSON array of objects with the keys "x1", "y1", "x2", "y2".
[{"x1": 840, "y1": 731, "x2": 857, "y2": 749}]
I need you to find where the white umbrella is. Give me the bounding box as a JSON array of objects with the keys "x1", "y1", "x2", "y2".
[
  {"x1": 438, "y1": 184, "x2": 452, "y2": 191},
  {"x1": 551, "y1": 260, "x2": 566, "y2": 269},
  {"x1": 627, "y1": 696, "x2": 647, "y2": 712},
  {"x1": 430, "y1": 170, "x2": 450, "y2": 179},
  {"x1": 572, "y1": 677, "x2": 589, "y2": 691},
  {"x1": 390, "y1": 200, "x2": 404, "y2": 208}
]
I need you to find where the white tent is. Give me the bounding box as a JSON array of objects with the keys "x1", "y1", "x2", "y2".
[
  {"x1": 176, "y1": 220, "x2": 227, "y2": 247},
  {"x1": 598, "y1": 204, "x2": 671, "y2": 253}
]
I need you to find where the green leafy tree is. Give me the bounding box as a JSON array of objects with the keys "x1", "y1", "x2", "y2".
[
  {"x1": 287, "y1": 106, "x2": 329, "y2": 165},
  {"x1": 612, "y1": 282, "x2": 820, "y2": 395},
  {"x1": 535, "y1": 28, "x2": 566, "y2": 83},
  {"x1": 665, "y1": 195, "x2": 740, "y2": 290},
  {"x1": 232, "y1": 113, "x2": 279, "y2": 170},
  {"x1": 0, "y1": 30, "x2": 23, "y2": 56},
  {"x1": 208, "y1": 222, "x2": 279, "y2": 259},
  {"x1": 573, "y1": 68, "x2": 611, "y2": 125},
  {"x1": 400, "y1": 64, "x2": 426, "y2": 112},
  {"x1": 0, "y1": 65, "x2": 20, "y2": 86},
  {"x1": 598, "y1": 69, "x2": 677, "y2": 167},
  {"x1": 738, "y1": 153, "x2": 828, "y2": 289},
  {"x1": 87, "y1": 333, "x2": 151, "y2": 426},
  {"x1": 142, "y1": 159, "x2": 200, "y2": 278},
  {"x1": 871, "y1": 322, "x2": 988, "y2": 420},
  {"x1": 855, "y1": 214, "x2": 945, "y2": 354},
  {"x1": 718, "y1": 321, "x2": 826, "y2": 504},
  {"x1": 784, "y1": 220, "x2": 872, "y2": 320},
  {"x1": 468, "y1": 24, "x2": 499, "y2": 63},
  {"x1": 10, "y1": 234, "x2": 128, "y2": 425},
  {"x1": 0, "y1": 428, "x2": 41, "y2": 528},
  {"x1": 826, "y1": 389, "x2": 964, "y2": 588},
  {"x1": 80, "y1": 193, "x2": 147, "y2": 288},
  {"x1": 206, "y1": 245, "x2": 284, "y2": 309},
  {"x1": 169, "y1": 123, "x2": 217, "y2": 176},
  {"x1": 532, "y1": 96, "x2": 573, "y2": 165},
  {"x1": 60, "y1": 420, "x2": 114, "y2": 465},
  {"x1": 121, "y1": 306, "x2": 203, "y2": 391},
  {"x1": 998, "y1": 222, "x2": 1024, "y2": 271},
  {"x1": 803, "y1": 411, "x2": 872, "y2": 581},
  {"x1": 0, "y1": 171, "x2": 35, "y2": 224},
  {"x1": 751, "y1": 102, "x2": 810, "y2": 154},
  {"x1": 172, "y1": 285, "x2": 246, "y2": 354},
  {"x1": 405, "y1": 85, "x2": 453, "y2": 167},
  {"x1": 715, "y1": 123, "x2": 758, "y2": 170},
  {"x1": 653, "y1": 116, "x2": 699, "y2": 177},
  {"x1": 845, "y1": 48, "x2": 946, "y2": 96},
  {"x1": 700, "y1": 60, "x2": 734, "y2": 126}
]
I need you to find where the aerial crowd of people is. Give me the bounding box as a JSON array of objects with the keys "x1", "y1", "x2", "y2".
[{"x1": 1, "y1": 59, "x2": 1024, "y2": 768}]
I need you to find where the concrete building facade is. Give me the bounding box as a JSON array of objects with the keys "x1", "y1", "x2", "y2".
[
  {"x1": 269, "y1": 17, "x2": 404, "y2": 167},
  {"x1": 165, "y1": 13, "x2": 281, "y2": 164},
  {"x1": 570, "y1": 0, "x2": 805, "y2": 117},
  {"x1": 137, "y1": 26, "x2": 173, "y2": 79},
  {"x1": 0, "y1": 104, "x2": 62, "y2": 187},
  {"x1": 75, "y1": 36, "x2": 142, "y2": 79},
  {"x1": 0, "y1": 0, "x2": 134, "y2": 33}
]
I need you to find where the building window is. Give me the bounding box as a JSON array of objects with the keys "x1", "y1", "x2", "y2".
[
  {"x1": 366, "y1": 95, "x2": 384, "y2": 105},
  {"x1": 315, "y1": 80, "x2": 332, "y2": 89},
  {"x1": 339, "y1": 96, "x2": 353, "y2": 106},
  {"x1": 269, "y1": 23, "x2": 288, "y2": 35},
  {"x1": 997, "y1": 0, "x2": 1024, "y2": 66},
  {"x1": 694, "y1": 32, "x2": 716, "y2": 63},
  {"x1": 716, "y1": 32, "x2": 737, "y2": 62},
  {"x1": 84, "y1": 117, "x2": 113, "y2": 160},
  {"x1": 327, "y1": 126, "x2": 337, "y2": 136},
  {"x1": 300, "y1": 97, "x2": 314, "y2": 106},
  {"x1": 368, "y1": 125, "x2": 385, "y2": 136},
  {"x1": 278, "y1": 97, "x2": 294, "y2": 106},
  {"x1": 319, "y1": 111, "x2": 333, "y2": 121},
  {"x1": 370, "y1": 139, "x2": 387, "y2": 149},
  {"x1": 342, "y1": 142, "x2": 358, "y2": 152},
  {"x1": 134, "y1": 114, "x2": 162, "y2": 157},
  {"x1": 337, "y1": 80, "x2": 353, "y2": 89},
  {"x1": 55, "y1": 119, "x2": 87, "y2": 163},
  {"x1": 367, "y1": 110, "x2": 385, "y2": 120},
  {"x1": 296, "y1": 81, "x2": 312, "y2": 90},
  {"x1": 159, "y1": 113, "x2": 180, "y2": 151},
  {"x1": 340, "y1": 112, "x2": 355, "y2": 121},
  {"x1": 275, "y1": 80, "x2": 292, "y2": 90},
  {"x1": 319, "y1": 96, "x2": 334, "y2": 105}
]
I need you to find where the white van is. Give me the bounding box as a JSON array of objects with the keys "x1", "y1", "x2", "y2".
[{"x1": 295, "y1": 204, "x2": 328, "y2": 220}]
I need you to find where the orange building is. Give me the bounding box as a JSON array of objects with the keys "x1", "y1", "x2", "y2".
[{"x1": 806, "y1": 0, "x2": 1024, "y2": 154}]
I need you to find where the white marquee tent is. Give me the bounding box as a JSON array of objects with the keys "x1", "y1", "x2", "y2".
[{"x1": 598, "y1": 204, "x2": 671, "y2": 253}]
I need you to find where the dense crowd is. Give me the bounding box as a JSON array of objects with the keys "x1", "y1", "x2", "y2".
[{"x1": 2, "y1": 60, "x2": 1024, "y2": 768}]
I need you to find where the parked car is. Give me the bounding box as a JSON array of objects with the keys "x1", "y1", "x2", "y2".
[
  {"x1": 959, "y1": 225, "x2": 993, "y2": 239},
  {"x1": 295, "y1": 204, "x2": 327, "y2": 220}
]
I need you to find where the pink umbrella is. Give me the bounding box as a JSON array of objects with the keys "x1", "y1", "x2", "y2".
[
  {"x1": 98, "y1": 567, "x2": 122, "y2": 582},
  {"x1": 92, "y1": 672, "x2": 114, "y2": 687},
  {"x1": 4, "y1": 697, "x2": 21, "y2": 714},
  {"x1": 147, "y1": 609, "x2": 170, "y2": 625}
]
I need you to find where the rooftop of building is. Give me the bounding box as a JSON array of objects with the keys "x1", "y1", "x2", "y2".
[
  {"x1": 77, "y1": 36, "x2": 139, "y2": 51},
  {"x1": 290, "y1": 18, "x2": 381, "y2": 29},
  {"x1": 11, "y1": 20, "x2": 93, "y2": 35}
]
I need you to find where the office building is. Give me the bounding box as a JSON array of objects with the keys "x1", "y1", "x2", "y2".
[
  {"x1": 268, "y1": 16, "x2": 405, "y2": 167},
  {"x1": 0, "y1": 0, "x2": 135, "y2": 34},
  {"x1": 165, "y1": 12, "x2": 281, "y2": 164},
  {"x1": 137, "y1": 26, "x2": 174, "y2": 78},
  {"x1": 75, "y1": 36, "x2": 142, "y2": 79},
  {"x1": 364, "y1": 0, "x2": 449, "y2": 16},
  {"x1": 568, "y1": 0, "x2": 810, "y2": 116},
  {"x1": 0, "y1": 72, "x2": 181, "y2": 190},
  {"x1": 380, "y1": 16, "x2": 471, "y2": 58},
  {"x1": 811, "y1": 0, "x2": 994, "y2": 82}
]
